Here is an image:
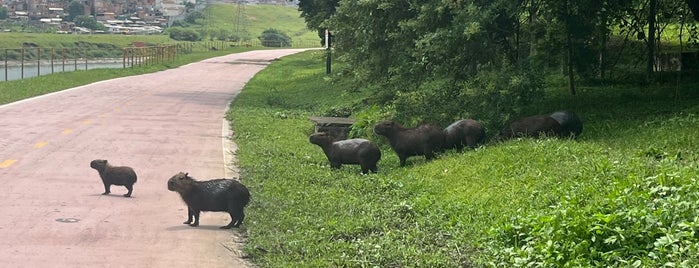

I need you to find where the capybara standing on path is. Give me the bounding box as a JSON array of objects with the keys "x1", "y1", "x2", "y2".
[
  {"x1": 90, "y1": 159, "x2": 137, "y2": 197},
  {"x1": 167, "y1": 172, "x2": 250, "y2": 229},
  {"x1": 374, "y1": 120, "x2": 446, "y2": 167},
  {"x1": 444, "y1": 119, "x2": 486, "y2": 152},
  {"x1": 309, "y1": 132, "x2": 382, "y2": 174}
]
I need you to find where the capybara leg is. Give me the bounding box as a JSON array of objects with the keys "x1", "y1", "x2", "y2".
[
  {"x1": 360, "y1": 164, "x2": 369, "y2": 175},
  {"x1": 102, "y1": 183, "x2": 111, "y2": 195},
  {"x1": 189, "y1": 211, "x2": 200, "y2": 227},
  {"x1": 123, "y1": 184, "x2": 133, "y2": 197},
  {"x1": 234, "y1": 210, "x2": 245, "y2": 228},
  {"x1": 183, "y1": 208, "x2": 194, "y2": 225},
  {"x1": 330, "y1": 162, "x2": 342, "y2": 169},
  {"x1": 399, "y1": 155, "x2": 407, "y2": 167}
]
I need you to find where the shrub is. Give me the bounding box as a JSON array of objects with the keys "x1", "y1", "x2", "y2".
[
  {"x1": 483, "y1": 169, "x2": 699, "y2": 267},
  {"x1": 167, "y1": 27, "x2": 201, "y2": 41},
  {"x1": 258, "y1": 28, "x2": 292, "y2": 47}
]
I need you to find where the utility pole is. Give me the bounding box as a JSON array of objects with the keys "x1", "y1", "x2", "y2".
[{"x1": 234, "y1": 0, "x2": 247, "y2": 39}]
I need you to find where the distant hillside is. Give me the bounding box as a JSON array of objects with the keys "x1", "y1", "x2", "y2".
[{"x1": 205, "y1": 3, "x2": 319, "y2": 47}]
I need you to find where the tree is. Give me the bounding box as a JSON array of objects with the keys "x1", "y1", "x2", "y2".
[
  {"x1": 67, "y1": 1, "x2": 85, "y2": 22},
  {"x1": 0, "y1": 6, "x2": 8, "y2": 20},
  {"x1": 74, "y1": 15, "x2": 106, "y2": 30},
  {"x1": 184, "y1": 10, "x2": 205, "y2": 24},
  {"x1": 298, "y1": 0, "x2": 340, "y2": 30}
]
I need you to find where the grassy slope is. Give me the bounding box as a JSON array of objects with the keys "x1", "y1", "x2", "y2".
[
  {"x1": 205, "y1": 3, "x2": 318, "y2": 46},
  {"x1": 227, "y1": 51, "x2": 699, "y2": 267}
]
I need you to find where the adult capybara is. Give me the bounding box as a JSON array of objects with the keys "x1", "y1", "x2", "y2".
[
  {"x1": 444, "y1": 119, "x2": 486, "y2": 152},
  {"x1": 309, "y1": 132, "x2": 381, "y2": 174},
  {"x1": 90, "y1": 159, "x2": 137, "y2": 197},
  {"x1": 373, "y1": 120, "x2": 446, "y2": 167},
  {"x1": 549, "y1": 110, "x2": 583, "y2": 138},
  {"x1": 167, "y1": 172, "x2": 250, "y2": 229},
  {"x1": 497, "y1": 114, "x2": 563, "y2": 140}
]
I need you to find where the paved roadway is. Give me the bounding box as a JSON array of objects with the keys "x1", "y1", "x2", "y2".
[{"x1": 0, "y1": 49, "x2": 308, "y2": 267}]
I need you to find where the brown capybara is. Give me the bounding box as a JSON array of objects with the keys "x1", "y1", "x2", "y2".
[
  {"x1": 309, "y1": 132, "x2": 382, "y2": 174},
  {"x1": 167, "y1": 172, "x2": 250, "y2": 229},
  {"x1": 497, "y1": 114, "x2": 563, "y2": 140},
  {"x1": 374, "y1": 120, "x2": 446, "y2": 167},
  {"x1": 444, "y1": 119, "x2": 486, "y2": 152},
  {"x1": 549, "y1": 110, "x2": 583, "y2": 138},
  {"x1": 90, "y1": 159, "x2": 137, "y2": 197}
]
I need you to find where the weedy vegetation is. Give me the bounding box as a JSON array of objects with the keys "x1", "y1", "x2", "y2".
[{"x1": 227, "y1": 50, "x2": 699, "y2": 267}]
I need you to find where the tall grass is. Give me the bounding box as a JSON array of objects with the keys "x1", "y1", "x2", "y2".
[{"x1": 227, "y1": 51, "x2": 699, "y2": 267}]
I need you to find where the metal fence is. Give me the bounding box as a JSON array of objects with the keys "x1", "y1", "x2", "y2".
[{"x1": 1, "y1": 40, "x2": 320, "y2": 82}]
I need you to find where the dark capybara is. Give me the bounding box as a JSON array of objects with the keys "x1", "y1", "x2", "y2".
[
  {"x1": 444, "y1": 119, "x2": 486, "y2": 152},
  {"x1": 167, "y1": 172, "x2": 250, "y2": 229},
  {"x1": 549, "y1": 110, "x2": 583, "y2": 138},
  {"x1": 497, "y1": 114, "x2": 563, "y2": 140},
  {"x1": 373, "y1": 120, "x2": 446, "y2": 167},
  {"x1": 309, "y1": 132, "x2": 381, "y2": 174},
  {"x1": 90, "y1": 159, "x2": 137, "y2": 197}
]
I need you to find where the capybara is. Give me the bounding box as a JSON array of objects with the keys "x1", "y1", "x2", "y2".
[
  {"x1": 167, "y1": 172, "x2": 250, "y2": 229},
  {"x1": 444, "y1": 119, "x2": 486, "y2": 152},
  {"x1": 549, "y1": 110, "x2": 583, "y2": 138},
  {"x1": 373, "y1": 120, "x2": 446, "y2": 167},
  {"x1": 90, "y1": 159, "x2": 137, "y2": 197},
  {"x1": 309, "y1": 132, "x2": 381, "y2": 174},
  {"x1": 497, "y1": 114, "x2": 563, "y2": 140}
]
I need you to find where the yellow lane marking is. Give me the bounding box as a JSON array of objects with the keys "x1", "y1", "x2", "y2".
[
  {"x1": 34, "y1": 141, "x2": 48, "y2": 148},
  {"x1": 0, "y1": 159, "x2": 17, "y2": 168},
  {"x1": 99, "y1": 114, "x2": 108, "y2": 118},
  {"x1": 62, "y1": 129, "x2": 73, "y2": 134},
  {"x1": 82, "y1": 120, "x2": 92, "y2": 125}
]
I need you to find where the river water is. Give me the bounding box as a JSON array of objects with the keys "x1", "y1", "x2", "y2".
[{"x1": 1, "y1": 62, "x2": 125, "y2": 81}]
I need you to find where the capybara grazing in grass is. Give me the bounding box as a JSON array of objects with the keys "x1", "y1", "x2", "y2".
[
  {"x1": 90, "y1": 159, "x2": 137, "y2": 197},
  {"x1": 309, "y1": 132, "x2": 382, "y2": 174},
  {"x1": 374, "y1": 120, "x2": 446, "y2": 167},
  {"x1": 549, "y1": 110, "x2": 583, "y2": 138},
  {"x1": 444, "y1": 119, "x2": 486, "y2": 152},
  {"x1": 497, "y1": 114, "x2": 563, "y2": 140},
  {"x1": 167, "y1": 172, "x2": 250, "y2": 229}
]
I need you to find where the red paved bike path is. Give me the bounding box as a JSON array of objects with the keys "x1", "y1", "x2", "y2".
[{"x1": 0, "y1": 49, "x2": 308, "y2": 267}]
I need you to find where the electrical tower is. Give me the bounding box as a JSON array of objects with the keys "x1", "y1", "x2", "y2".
[{"x1": 234, "y1": 0, "x2": 248, "y2": 39}]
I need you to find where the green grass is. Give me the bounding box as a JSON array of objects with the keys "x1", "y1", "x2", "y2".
[
  {"x1": 226, "y1": 51, "x2": 699, "y2": 267},
  {"x1": 203, "y1": 3, "x2": 318, "y2": 47}
]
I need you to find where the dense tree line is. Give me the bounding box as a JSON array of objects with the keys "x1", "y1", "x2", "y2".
[{"x1": 299, "y1": 0, "x2": 699, "y2": 129}]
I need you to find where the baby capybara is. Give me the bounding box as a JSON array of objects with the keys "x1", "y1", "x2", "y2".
[
  {"x1": 309, "y1": 132, "x2": 382, "y2": 174},
  {"x1": 497, "y1": 114, "x2": 563, "y2": 140},
  {"x1": 444, "y1": 119, "x2": 486, "y2": 152},
  {"x1": 549, "y1": 110, "x2": 583, "y2": 138},
  {"x1": 90, "y1": 159, "x2": 137, "y2": 197},
  {"x1": 374, "y1": 120, "x2": 446, "y2": 167},
  {"x1": 167, "y1": 172, "x2": 250, "y2": 229}
]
